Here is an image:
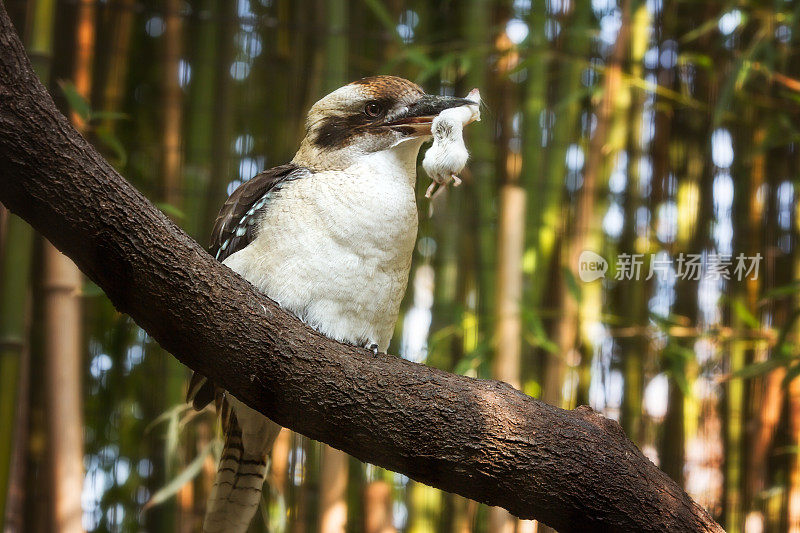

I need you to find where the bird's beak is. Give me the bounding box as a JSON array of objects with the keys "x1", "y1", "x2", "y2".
[{"x1": 386, "y1": 94, "x2": 475, "y2": 135}]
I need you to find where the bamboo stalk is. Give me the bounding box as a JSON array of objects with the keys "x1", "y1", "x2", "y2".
[
  {"x1": 200, "y1": 0, "x2": 235, "y2": 240},
  {"x1": 787, "y1": 113, "x2": 800, "y2": 533},
  {"x1": 489, "y1": 109, "x2": 526, "y2": 533},
  {"x1": 617, "y1": 3, "x2": 650, "y2": 442},
  {"x1": 527, "y1": 1, "x2": 591, "y2": 310},
  {"x1": 742, "y1": 123, "x2": 778, "y2": 532},
  {"x1": 160, "y1": 0, "x2": 183, "y2": 211},
  {"x1": 42, "y1": 245, "x2": 84, "y2": 533},
  {"x1": 319, "y1": 444, "x2": 349, "y2": 533},
  {"x1": 269, "y1": 427, "x2": 292, "y2": 497},
  {"x1": 726, "y1": 324, "x2": 745, "y2": 533},
  {"x1": 0, "y1": 215, "x2": 34, "y2": 527},
  {"x1": 489, "y1": 6, "x2": 526, "y2": 531},
  {"x1": 0, "y1": 205, "x2": 6, "y2": 258},
  {"x1": 290, "y1": 437, "x2": 315, "y2": 533},
  {"x1": 182, "y1": 0, "x2": 218, "y2": 239},
  {"x1": 99, "y1": 0, "x2": 135, "y2": 133},
  {"x1": 42, "y1": 1, "x2": 89, "y2": 531},
  {"x1": 364, "y1": 480, "x2": 395, "y2": 533},
  {"x1": 494, "y1": 183, "x2": 527, "y2": 392},
  {"x1": 1, "y1": 316, "x2": 30, "y2": 533},
  {"x1": 408, "y1": 481, "x2": 441, "y2": 533},
  {"x1": 789, "y1": 376, "x2": 800, "y2": 533},
  {"x1": 536, "y1": 0, "x2": 592, "y2": 413}
]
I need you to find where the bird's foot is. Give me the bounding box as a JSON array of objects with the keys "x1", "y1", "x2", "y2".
[
  {"x1": 425, "y1": 174, "x2": 461, "y2": 199},
  {"x1": 365, "y1": 343, "x2": 380, "y2": 355},
  {"x1": 424, "y1": 180, "x2": 438, "y2": 199}
]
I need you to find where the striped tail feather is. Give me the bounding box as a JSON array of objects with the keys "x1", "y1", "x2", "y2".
[
  {"x1": 202, "y1": 397, "x2": 282, "y2": 533},
  {"x1": 203, "y1": 421, "x2": 267, "y2": 532}
]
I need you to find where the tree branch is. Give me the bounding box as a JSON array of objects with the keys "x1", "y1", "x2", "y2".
[{"x1": 0, "y1": 5, "x2": 722, "y2": 532}]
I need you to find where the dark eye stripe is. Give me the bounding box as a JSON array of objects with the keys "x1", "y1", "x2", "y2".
[{"x1": 312, "y1": 96, "x2": 396, "y2": 148}]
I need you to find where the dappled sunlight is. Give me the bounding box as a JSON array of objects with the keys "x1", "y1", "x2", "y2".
[{"x1": 1, "y1": 0, "x2": 798, "y2": 530}]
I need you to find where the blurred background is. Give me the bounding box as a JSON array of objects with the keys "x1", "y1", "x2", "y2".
[{"x1": 1, "y1": 0, "x2": 799, "y2": 532}]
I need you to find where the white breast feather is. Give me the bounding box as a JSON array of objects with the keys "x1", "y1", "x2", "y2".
[{"x1": 222, "y1": 140, "x2": 424, "y2": 352}]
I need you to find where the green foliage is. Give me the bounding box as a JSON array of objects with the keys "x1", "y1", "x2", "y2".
[
  {"x1": 522, "y1": 309, "x2": 558, "y2": 354},
  {"x1": 143, "y1": 441, "x2": 217, "y2": 512},
  {"x1": 58, "y1": 80, "x2": 128, "y2": 166},
  {"x1": 40, "y1": 1, "x2": 800, "y2": 531},
  {"x1": 662, "y1": 341, "x2": 695, "y2": 397}
]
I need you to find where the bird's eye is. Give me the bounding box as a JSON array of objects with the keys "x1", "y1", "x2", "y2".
[{"x1": 364, "y1": 102, "x2": 383, "y2": 118}]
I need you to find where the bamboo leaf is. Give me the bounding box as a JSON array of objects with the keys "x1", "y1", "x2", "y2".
[
  {"x1": 95, "y1": 126, "x2": 128, "y2": 167},
  {"x1": 81, "y1": 279, "x2": 106, "y2": 297},
  {"x1": 731, "y1": 298, "x2": 760, "y2": 329},
  {"x1": 663, "y1": 342, "x2": 695, "y2": 396},
  {"x1": 776, "y1": 309, "x2": 800, "y2": 350},
  {"x1": 522, "y1": 310, "x2": 558, "y2": 354},
  {"x1": 144, "y1": 403, "x2": 190, "y2": 435},
  {"x1": 142, "y1": 442, "x2": 214, "y2": 512},
  {"x1": 733, "y1": 358, "x2": 787, "y2": 380},
  {"x1": 562, "y1": 267, "x2": 582, "y2": 304},
  {"x1": 156, "y1": 202, "x2": 186, "y2": 220},
  {"x1": 90, "y1": 111, "x2": 128, "y2": 121},
  {"x1": 679, "y1": 17, "x2": 723, "y2": 44},
  {"x1": 58, "y1": 80, "x2": 91, "y2": 121},
  {"x1": 360, "y1": 0, "x2": 400, "y2": 41},
  {"x1": 782, "y1": 363, "x2": 800, "y2": 388},
  {"x1": 760, "y1": 281, "x2": 800, "y2": 301}
]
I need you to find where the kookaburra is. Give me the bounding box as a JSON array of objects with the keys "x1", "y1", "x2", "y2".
[{"x1": 186, "y1": 76, "x2": 474, "y2": 533}]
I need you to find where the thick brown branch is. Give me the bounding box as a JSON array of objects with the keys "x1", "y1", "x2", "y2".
[{"x1": 0, "y1": 5, "x2": 722, "y2": 532}]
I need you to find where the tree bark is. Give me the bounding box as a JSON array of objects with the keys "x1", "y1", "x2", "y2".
[{"x1": 0, "y1": 5, "x2": 722, "y2": 532}]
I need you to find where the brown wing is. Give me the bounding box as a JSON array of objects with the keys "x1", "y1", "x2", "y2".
[
  {"x1": 209, "y1": 163, "x2": 307, "y2": 262},
  {"x1": 187, "y1": 163, "x2": 308, "y2": 410}
]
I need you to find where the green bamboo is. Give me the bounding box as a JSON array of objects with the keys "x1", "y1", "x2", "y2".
[
  {"x1": 183, "y1": 0, "x2": 219, "y2": 239},
  {"x1": 0, "y1": 0, "x2": 55, "y2": 521},
  {"x1": 520, "y1": 0, "x2": 547, "y2": 193},
  {"x1": 0, "y1": 216, "x2": 34, "y2": 523},
  {"x1": 323, "y1": 0, "x2": 347, "y2": 91},
  {"x1": 619, "y1": 3, "x2": 651, "y2": 440},
  {"x1": 527, "y1": 1, "x2": 592, "y2": 309},
  {"x1": 199, "y1": 0, "x2": 236, "y2": 240},
  {"x1": 726, "y1": 315, "x2": 745, "y2": 533},
  {"x1": 407, "y1": 481, "x2": 441, "y2": 533},
  {"x1": 463, "y1": 0, "x2": 494, "y2": 327}
]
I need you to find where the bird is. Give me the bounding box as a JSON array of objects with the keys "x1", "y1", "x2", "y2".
[{"x1": 186, "y1": 75, "x2": 473, "y2": 533}]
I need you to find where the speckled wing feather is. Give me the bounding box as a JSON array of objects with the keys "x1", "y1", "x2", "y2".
[
  {"x1": 187, "y1": 163, "x2": 308, "y2": 411},
  {"x1": 209, "y1": 163, "x2": 308, "y2": 262}
]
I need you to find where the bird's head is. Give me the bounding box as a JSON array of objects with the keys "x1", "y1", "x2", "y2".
[{"x1": 292, "y1": 76, "x2": 473, "y2": 171}]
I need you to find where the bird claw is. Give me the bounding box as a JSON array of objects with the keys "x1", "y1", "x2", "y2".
[{"x1": 366, "y1": 343, "x2": 379, "y2": 355}]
